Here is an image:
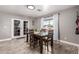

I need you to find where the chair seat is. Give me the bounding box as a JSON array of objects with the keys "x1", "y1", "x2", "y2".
[{"x1": 42, "y1": 30, "x2": 53, "y2": 52}]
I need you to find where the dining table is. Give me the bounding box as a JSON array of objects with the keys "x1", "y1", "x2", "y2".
[{"x1": 26, "y1": 31, "x2": 53, "y2": 54}]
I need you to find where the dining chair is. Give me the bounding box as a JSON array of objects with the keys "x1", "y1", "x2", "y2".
[
  {"x1": 40, "y1": 29, "x2": 47, "y2": 32},
  {"x1": 29, "y1": 29, "x2": 39, "y2": 48},
  {"x1": 29, "y1": 29, "x2": 34, "y2": 47},
  {"x1": 43, "y1": 30, "x2": 53, "y2": 52}
]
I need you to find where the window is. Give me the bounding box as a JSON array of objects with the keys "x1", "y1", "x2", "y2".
[{"x1": 41, "y1": 17, "x2": 54, "y2": 29}]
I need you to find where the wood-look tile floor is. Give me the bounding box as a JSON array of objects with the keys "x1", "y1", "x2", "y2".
[
  {"x1": 0, "y1": 38, "x2": 51, "y2": 54},
  {"x1": 0, "y1": 38, "x2": 78, "y2": 54}
]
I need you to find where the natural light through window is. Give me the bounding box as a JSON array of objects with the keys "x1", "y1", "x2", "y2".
[{"x1": 42, "y1": 18, "x2": 54, "y2": 29}]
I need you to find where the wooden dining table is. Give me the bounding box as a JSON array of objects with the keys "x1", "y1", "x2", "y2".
[{"x1": 26, "y1": 31, "x2": 53, "y2": 54}]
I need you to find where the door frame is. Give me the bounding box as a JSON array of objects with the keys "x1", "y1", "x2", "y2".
[
  {"x1": 23, "y1": 20, "x2": 29, "y2": 37},
  {"x1": 11, "y1": 19, "x2": 29, "y2": 39}
]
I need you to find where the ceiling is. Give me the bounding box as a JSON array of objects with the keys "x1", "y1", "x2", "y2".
[{"x1": 0, "y1": 5, "x2": 77, "y2": 18}]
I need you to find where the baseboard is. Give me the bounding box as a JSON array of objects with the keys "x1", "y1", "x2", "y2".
[
  {"x1": 60, "y1": 40, "x2": 79, "y2": 47},
  {"x1": 0, "y1": 38, "x2": 12, "y2": 42}
]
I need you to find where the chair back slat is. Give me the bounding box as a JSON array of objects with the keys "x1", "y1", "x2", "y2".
[
  {"x1": 48, "y1": 30, "x2": 53, "y2": 39},
  {"x1": 29, "y1": 29, "x2": 34, "y2": 34}
]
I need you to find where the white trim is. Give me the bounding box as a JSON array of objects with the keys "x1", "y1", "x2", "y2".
[
  {"x1": 59, "y1": 40, "x2": 79, "y2": 47},
  {"x1": 0, "y1": 38, "x2": 12, "y2": 42},
  {"x1": 23, "y1": 20, "x2": 29, "y2": 36},
  {"x1": 11, "y1": 19, "x2": 29, "y2": 39},
  {"x1": 11, "y1": 19, "x2": 22, "y2": 38},
  {"x1": 59, "y1": 40, "x2": 79, "y2": 54}
]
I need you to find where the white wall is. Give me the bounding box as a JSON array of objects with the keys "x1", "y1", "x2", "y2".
[{"x1": 0, "y1": 12, "x2": 33, "y2": 39}]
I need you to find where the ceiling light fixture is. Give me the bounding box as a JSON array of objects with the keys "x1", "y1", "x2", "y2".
[{"x1": 27, "y1": 5, "x2": 35, "y2": 10}]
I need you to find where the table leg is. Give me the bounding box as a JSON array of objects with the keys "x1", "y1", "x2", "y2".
[
  {"x1": 39, "y1": 38, "x2": 43, "y2": 54},
  {"x1": 51, "y1": 38, "x2": 54, "y2": 53},
  {"x1": 33, "y1": 37, "x2": 35, "y2": 48},
  {"x1": 26, "y1": 33, "x2": 28, "y2": 42}
]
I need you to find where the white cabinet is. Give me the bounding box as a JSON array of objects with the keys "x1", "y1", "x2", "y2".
[{"x1": 11, "y1": 19, "x2": 28, "y2": 38}]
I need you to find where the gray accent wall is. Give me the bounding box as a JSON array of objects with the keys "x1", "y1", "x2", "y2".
[
  {"x1": 0, "y1": 12, "x2": 32, "y2": 39},
  {"x1": 59, "y1": 7, "x2": 79, "y2": 44}
]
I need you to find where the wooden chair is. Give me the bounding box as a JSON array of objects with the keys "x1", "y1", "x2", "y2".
[
  {"x1": 29, "y1": 29, "x2": 34, "y2": 47},
  {"x1": 29, "y1": 29, "x2": 39, "y2": 48},
  {"x1": 40, "y1": 29, "x2": 47, "y2": 32},
  {"x1": 43, "y1": 30, "x2": 53, "y2": 52}
]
